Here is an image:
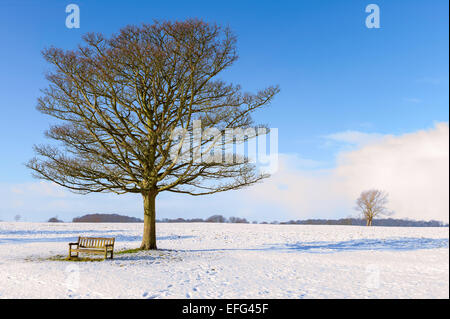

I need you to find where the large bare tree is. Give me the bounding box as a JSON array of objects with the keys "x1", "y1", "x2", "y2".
[
  {"x1": 355, "y1": 189, "x2": 392, "y2": 226},
  {"x1": 27, "y1": 20, "x2": 279, "y2": 249}
]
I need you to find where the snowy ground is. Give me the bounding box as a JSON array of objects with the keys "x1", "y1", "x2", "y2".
[{"x1": 0, "y1": 222, "x2": 448, "y2": 299}]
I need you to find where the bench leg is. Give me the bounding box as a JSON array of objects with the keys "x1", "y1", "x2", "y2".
[{"x1": 68, "y1": 248, "x2": 77, "y2": 259}]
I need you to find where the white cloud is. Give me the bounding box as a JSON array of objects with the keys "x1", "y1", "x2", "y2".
[
  {"x1": 0, "y1": 182, "x2": 142, "y2": 222},
  {"x1": 10, "y1": 181, "x2": 67, "y2": 197},
  {"x1": 244, "y1": 123, "x2": 449, "y2": 222},
  {"x1": 324, "y1": 130, "x2": 384, "y2": 146},
  {"x1": 417, "y1": 77, "x2": 442, "y2": 85},
  {"x1": 334, "y1": 122, "x2": 449, "y2": 222},
  {"x1": 403, "y1": 97, "x2": 422, "y2": 104}
]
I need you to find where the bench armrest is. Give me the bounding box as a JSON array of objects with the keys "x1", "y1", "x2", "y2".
[{"x1": 69, "y1": 243, "x2": 79, "y2": 246}]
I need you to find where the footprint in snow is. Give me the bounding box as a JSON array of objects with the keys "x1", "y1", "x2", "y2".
[
  {"x1": 67, "y1": 292, "x2": 81, "y2": 299},
  {"x1": 143, "y1": 292, "x2": 159, "y2": 299}
]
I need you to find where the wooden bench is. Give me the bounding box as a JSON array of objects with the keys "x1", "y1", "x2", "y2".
[{"x1": 69, "y1": 237, "x2": 115, "y2": 259}]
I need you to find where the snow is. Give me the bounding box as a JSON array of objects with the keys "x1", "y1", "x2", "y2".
[{"x1": 0, "y1": 222, "x2": 448, "y2": 298}]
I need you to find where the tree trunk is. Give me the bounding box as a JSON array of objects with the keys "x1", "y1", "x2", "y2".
[
  {"x1": 367, "y1": 218, "x2": 372, "y2": 226},
  {"x1": 140, "y1": 190, "x2": 157, "y2": 250}
]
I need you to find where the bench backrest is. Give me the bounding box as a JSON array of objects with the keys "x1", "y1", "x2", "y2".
[{"x1": 78, "y1": 237, "x2": 115, "y2": 248}]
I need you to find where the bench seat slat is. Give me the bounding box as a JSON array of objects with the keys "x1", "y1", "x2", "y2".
[
  {"x1": 71, "y1": 249, "x2": 109, "y2": 254},
  {"x1": 71, "y1": 248, "x2": 107, "y2": 251},
  {"x1": 72, "y1": 246, "x2": 114, "y2": 250}
]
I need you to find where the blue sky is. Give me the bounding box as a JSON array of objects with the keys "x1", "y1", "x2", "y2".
[{"x1": 0, "y1": 0, "x2": 448, "y2": 222}]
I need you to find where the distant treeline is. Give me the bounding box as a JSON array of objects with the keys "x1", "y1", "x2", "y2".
[
  {"x1": 72, "y1": 213, "x2": 143, "y2": 223},
  {"x1": 157, "y1": 215, "x2": 247, "y2": 224},
  {"x1": 50, "y1": 213, "x2": 448, "y2": 227},
  {"x1": 157, "y1": 215, "x2": 448, "y2": 227},
  {"x1": 277, "y1": 218, "x2": 448, "y2": 227}
]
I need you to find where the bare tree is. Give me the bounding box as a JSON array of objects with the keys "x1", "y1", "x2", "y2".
[
  {"x1": 26, "y1": 19, "x2": 279, "y2": 249},
  {"x1": 355, "y1": 189, "x2": 392, "y2": 226},
  {"x1": 14, "y1": 214, "x2": 21, "y2": 222}
]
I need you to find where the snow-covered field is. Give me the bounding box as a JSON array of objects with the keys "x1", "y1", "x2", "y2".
[{"x1": 0, "y1": 222, "x2": 448, "y2": 299}]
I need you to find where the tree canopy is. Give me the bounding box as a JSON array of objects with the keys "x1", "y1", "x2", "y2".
[{"x1": 27, "y1": 19, "x2": 280, "y2": 249}]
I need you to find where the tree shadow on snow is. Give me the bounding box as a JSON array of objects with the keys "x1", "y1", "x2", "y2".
[
  {"x1": 176, "y1": 237, "x2": 449, "y2": 254},
  {"x1": 0, "y1": 234, "x2": 195, "y2": 245},
  {"x1": 267, "y1": 237, "x2": 449, "y2": 253}
]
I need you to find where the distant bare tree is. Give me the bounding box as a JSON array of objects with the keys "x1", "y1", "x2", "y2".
[
  {"x1": 355, "y1": 189, "x2": 392, "y2": 226},
  {"x1": 14, "y1": 214, "x2": 21, "y2": 222},
  {"x1": 26, "y1": 19, "x2": 279, "y2": 249}
]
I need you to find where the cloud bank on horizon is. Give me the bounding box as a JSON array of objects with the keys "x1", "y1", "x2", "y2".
[
  {"x1": 246, "y1": 122, "x2": 449, "y2": 223},
  {"x1": 1, "y1": 123, "x2": 448, "y2": 223}
]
